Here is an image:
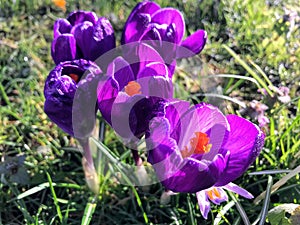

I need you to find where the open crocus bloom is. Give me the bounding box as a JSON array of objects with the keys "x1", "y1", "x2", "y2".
[
  {"x1": 196, "y1": 183, "x2": 254, "y2": 219},
  {"x1": 147, "y1": 101, "x2": 265, "y2": 193},
  {"x1": 121, "y1": 1, "x2": 207, "y2": 70},
  {"x1": 97, "y1": 51, "x2": 173, "y2": 143},
  {"x1": 44, "y1": 59, "x2": 102, "y2": 138},
  {"x1": 52, "y1": 11, "x2": 115, "y2": 64}
]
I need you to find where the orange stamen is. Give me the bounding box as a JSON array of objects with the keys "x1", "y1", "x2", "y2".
[
  {"x1": 181, "y1": 132, "x2": 212, "y2": 158},
  {"x1": 124, "y1": 81, "x2": 142, "y2": 96},
  {"x1": 207, "y1": 188, "x2": 221, "y2": 201},
  {"x1": 52, "y1": 0, "x2": 66, "y2": 12},
  {"x1": 69, "y1": 73, "x2": 79, "y2": 83}
]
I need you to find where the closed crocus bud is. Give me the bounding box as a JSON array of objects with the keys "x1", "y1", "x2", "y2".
[
  {"x1": 44, "y1": 59, "x2": 102, "y2": 139},
  {"x1": 51, "y1": 11, "x2": 116, "y2": 65}
]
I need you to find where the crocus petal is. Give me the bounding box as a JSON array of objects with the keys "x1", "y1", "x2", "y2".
[
  {"x1": 137, "y1": 43, "x2": 165, "y2": 74},
  {"x1": 97, "y1": 57, "x2": 135, "y2": 124},
  {"x1": 72, "y1": 18, "x2": 116, "y2": 63},
  {"x1": 137, "y1": 75, "x2": 173, "y2": 99},
  {"x1": 110, "y1": 95, "x2": 166, "y2": 141},
  {"x1": 166, "y1": 100, "x2": 191, "y2": 136},
  {"x1": 223, "y1": 183, "x2": 254, "y2": 199},
  {"x1": 90, "y1": 17, "x2": 116, "y2": 63},
  {"x1": 51, "y1": 34, "x2": 77, "y2": 65},
  {"x1": 72, "y1": 21, "x2": 95, "y2": 59},
  {"x1": 121, "y1": 1, "x2": 160, "y2": 44},
  {"x1": 137, "y1": 61, "x2": 170, "y2": 79},
  {"x1": 140, "y1": 23, "x2": 163, "y2": 42},
  {"x1": 196, "y1": 190, "x2": 211, "y2": 219},
  {"x1": 175, "y1": 103, "x2": 229, "y2": 153},
  {"x1": 216, "y1": 115, "x2": 265, "y2": 186},
  {"x1": 44, "y1": 60, "x2": 101, "y2": 137},
  {"x1": 97, "y1": 78, "x2": 119, "y2": 125},
  {"x1": 109, "y1": 56, "x2": 135, "y2": 91},
  {"x1": 67, "y1": 10, "x2": 98, "y2": 26},
  {"x1": 147, "y1": 116, "x2": 230, "y2": 193},
  {"x1": 207, "y1": 187, "x2": 228, "y2": 205},
  {"x1": 72, "y1": 67, "x2": 103, "y2": 139},
  {"x1": 53, "y1": 18, "x2": 72, "y2": 38},
  {"x1": 151, "y1": 8, "x2": 185, "y2": 44},
  {"x1": 160, "y1": 152, "x2": 229, "y2": 193},
  {"x1": 177, "y1": 30, "x2": 207, "y2": 58}
]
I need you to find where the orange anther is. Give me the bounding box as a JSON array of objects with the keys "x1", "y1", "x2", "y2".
[
  {"x1": 124, "y1": 81, "x2": 142, "y2": 96},
  {"x1": 69, "y1": 73, "x2": 79, "y2": 83}
]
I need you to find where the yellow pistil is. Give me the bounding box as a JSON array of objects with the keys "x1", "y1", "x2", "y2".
[
  {"x1": 206, "y1": 188, "x2": 221, "y2": 201},
  {"x1": 181, "y1": 132, "x2": 212, "y2": 158},
  {"x1": 124, "y1": 81, "x2": 142, "y2": 96}
]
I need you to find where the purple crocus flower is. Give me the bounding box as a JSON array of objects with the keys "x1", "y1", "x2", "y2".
[
  {"x1": 52, "y1": 11, "x2": 116, "y2": 65},
  {"x1": 44, "y1": 59, "x2": 102, "y2": 139},
  {"x1": 97, "y1": 45, "x2": 173, "y2": 143},
  {"x1": 147, "y1": 101, "x2": 265, "y2": 193},
  {"x1": 196, "y1": 183, "x2": 254, "y2": 219},
  {"x1": 121, "y1": 1, "x2": 207, "y2": 71}
]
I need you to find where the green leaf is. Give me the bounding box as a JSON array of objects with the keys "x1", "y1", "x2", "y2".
[
  {"x1": 268, "y1": 204, "x2": 300, "y2": 225},
  {"x1": 81, "y1": 199, "x2": 97, "y2": 225}
]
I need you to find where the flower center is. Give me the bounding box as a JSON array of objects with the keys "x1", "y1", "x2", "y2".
[
  {"x1": 206, "y1": 188, "x2": 221, "y2": 201},
  {"x1": 69, "y1": 73, "x2": 80, "y2": 83},
  {"x1": 181, "y1": 132, "x2": 212, "y2": 158},
  {"x1": 124, "y1": 81, "x2": 142, "y2": 96}
]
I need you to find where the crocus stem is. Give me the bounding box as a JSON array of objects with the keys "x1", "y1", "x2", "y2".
[
  {"x1": 79, "y1": 138, "x2": 99, "y2": 195},
  {"x1": 79, "y1": 138, "x2": 95, "y2": 169},
  {"x1": 131, "y1": 148, "x2": 142, "y2": 166},
  {"x1": 96, "y1": 120, "x2": 106, "y2": 175}
]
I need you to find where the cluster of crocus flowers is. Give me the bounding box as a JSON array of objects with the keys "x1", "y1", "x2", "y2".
[{"x1": 43, "y1": 1, "x2": 266, "y2": 219}]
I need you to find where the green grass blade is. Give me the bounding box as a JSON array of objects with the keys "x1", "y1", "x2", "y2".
[
  {"x1": 187, "y1": 194, "x2": 197, "y2": 225},
  {"x1": 81, "y1": 198, "x2": 97, "y2": 225},
  {"x1": 228, "y1": 192, "x2": 251, "y2": 225},
  {"x1": 248, "y1": 59, "x2": 274, "y2": 87},
  {"x1": 193, "y1": 93, "x2": 247, "y2": 108},
  {"x1": 248, "y1": 170, "x2": 291, "y2": 176},
  {"x1": 46, "y1": 172, "x2": 63, "y2": 223},
  {"x1": 280, "y1": 115, "x2": 300, "y2": 140},
  {"x1": 258, "y1": 176, "x2": 273, "y2": 225},
  {"x1": 222, "y1": 44, "x2": 273, "y2": 96},
  {"x1": 254, "y1": 165, "x2": 300, "y2": 204},
  {"x1": 204, "y1": 74, "x2": 259, "y2": 85},
  {"x1": 214, "y1": 201, "x2": 235, "y2": 225},
  {"x1": 0, "y1": 82, "x2": 11, "y2": 107},
  {"x1": 9, "y1": 182, "x2": 81, "y2": 202},
  {"x1": 91, "y1": 137, "x2": 149, "y2": 224}
]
